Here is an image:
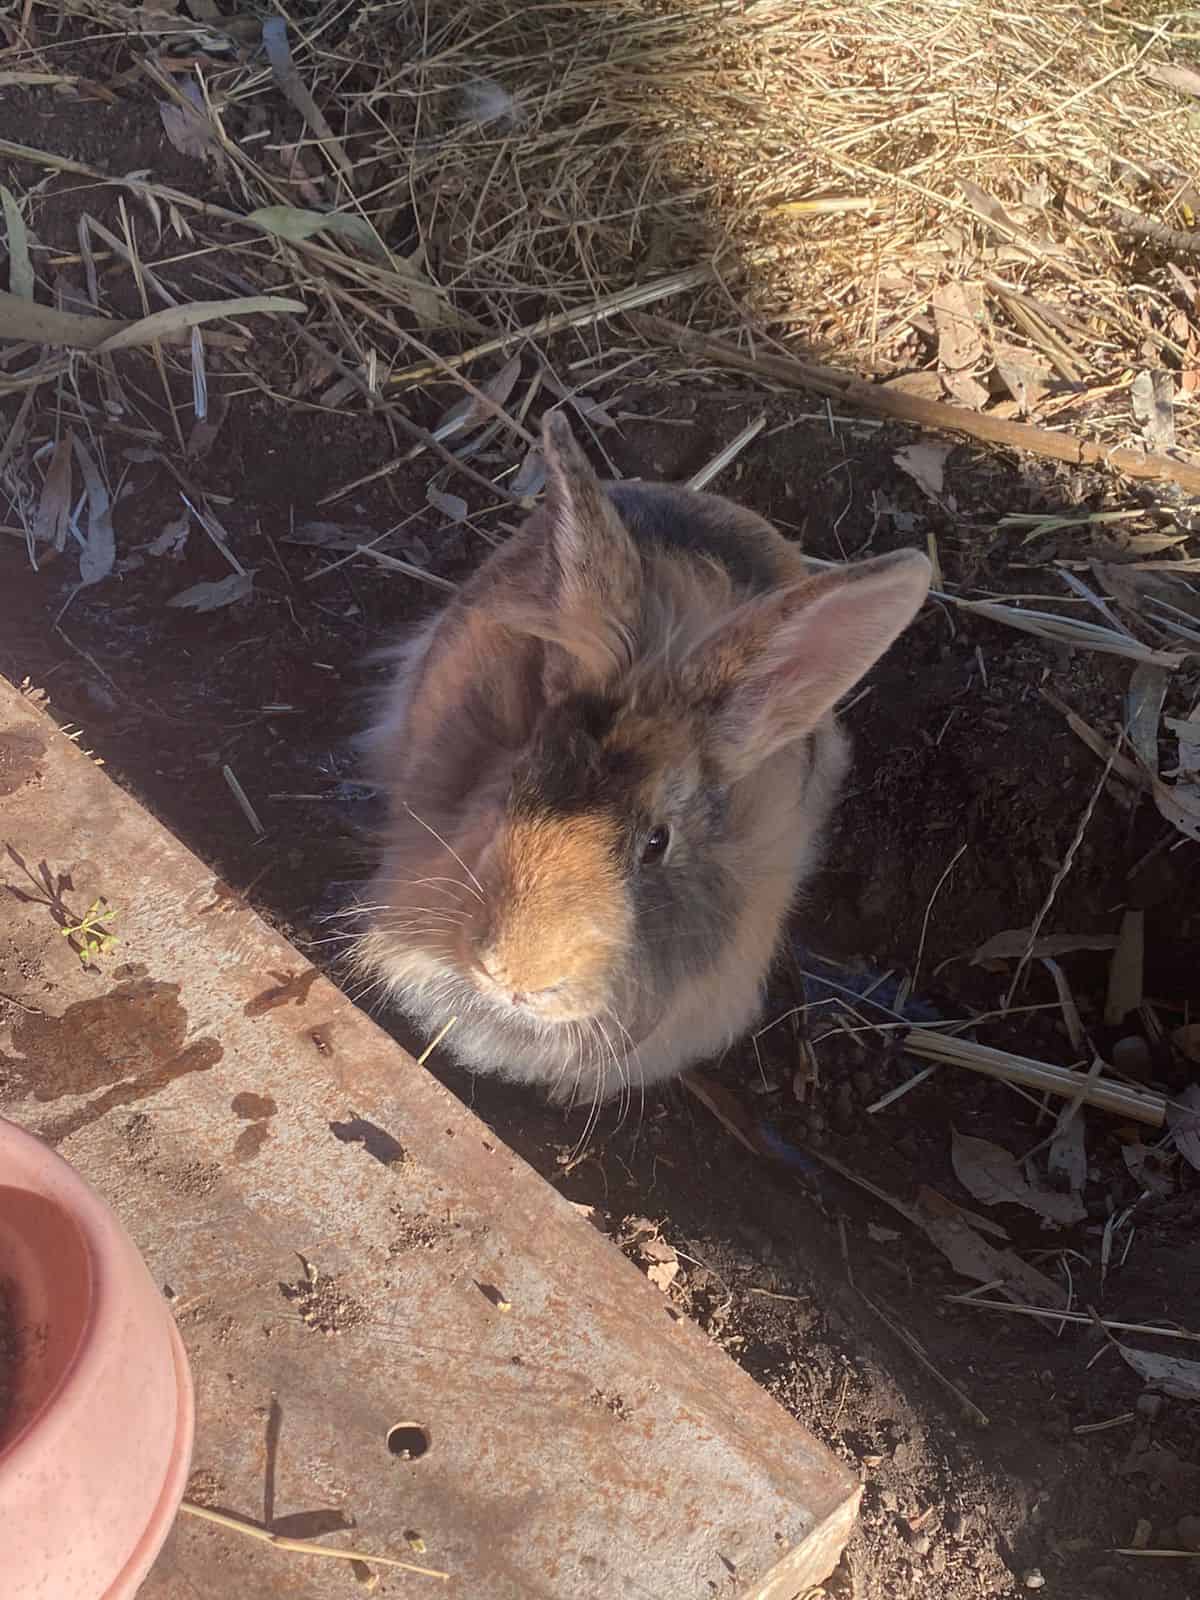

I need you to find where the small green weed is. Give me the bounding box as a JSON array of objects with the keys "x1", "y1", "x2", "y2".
[{"x1": 62, "y1": 900, "x2": 119, "y2": 965}]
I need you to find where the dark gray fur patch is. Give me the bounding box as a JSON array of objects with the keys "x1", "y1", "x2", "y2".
[
  {"x1": 511, "y1": 695, "x2": 647, "y2": 820},
  {"x1": 606, "y1": 481, "x2": 780, "y2": 592},
  {"x1": 631, "y1": 785, "x2": 737, "y2": 995}
]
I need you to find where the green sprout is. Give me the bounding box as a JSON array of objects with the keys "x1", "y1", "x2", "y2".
[{"x1": 61, "y1": 900, "x2": 119, "y2": 965}]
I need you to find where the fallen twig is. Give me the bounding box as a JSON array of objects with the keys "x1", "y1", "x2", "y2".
[
  {"x1": 633, "y1": 314, "x2": 1200, "y2": 496},
  {"x1": 902, "y1": 1029, "x2": 1166, "y2": 1126},
  {"x1": 179, "y1": 1501, "x2": 449, "y2": 1579},
  {"x1": 945, "y1": 1296, "x2": 1200, "y2": 1342}
]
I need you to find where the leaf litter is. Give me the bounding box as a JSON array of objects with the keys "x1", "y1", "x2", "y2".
[
  {"x1": 158, "y1": 79, "x2": 222, "y2": 167},
  {"x1": 1118, "y1": 1345, "x2": 1200, "y2": 1402},
  {"x1": 32, "y1": 434, "x2": 73, "y2": 552},
  {"x1": 71, "y1": 435, "x2": 114, "y2": 588},
  {"x1": 1, "y1": 185, "x2": 33, "y2": 301},
  {"x1": 893, "y1": 441, "x2": 952, "y2": 501},
  {"x1": 951, "y1": 1129, "x2": 1086, "y2": 1227},
  {"x1": 167, "y1": 572, "x2": 255, "y2": 612}
]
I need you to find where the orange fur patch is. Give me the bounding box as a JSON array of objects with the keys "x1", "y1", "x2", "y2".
[{"x1": 482, "y1": 811, "x2": 629, "y2": 1001}]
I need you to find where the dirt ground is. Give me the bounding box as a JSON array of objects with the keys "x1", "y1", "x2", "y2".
[{"x1": 4, "y1": 55, "x2": 1200, "y2": 1600}]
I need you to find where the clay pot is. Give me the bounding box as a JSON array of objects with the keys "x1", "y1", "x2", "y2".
[{"x1": 0, "y1": 1115, "x2": 194, "y2": 1599}]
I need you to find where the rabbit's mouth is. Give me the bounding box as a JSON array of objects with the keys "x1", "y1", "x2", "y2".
[{"x1": 470, "y1": 967, "x2": 606, "y2": 1027}]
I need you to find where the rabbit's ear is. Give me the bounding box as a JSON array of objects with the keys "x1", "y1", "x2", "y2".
[
  {"x1": 540, "y1": 411, "x2": 641, "y2": 692},
  {"x1": 688, "y1": 549, "x2": 931, "y2": 778}
]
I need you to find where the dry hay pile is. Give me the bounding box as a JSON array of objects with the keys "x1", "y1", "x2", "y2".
[{"x1": 4, "y1": 0, "x2": 1200, "y2": 461}]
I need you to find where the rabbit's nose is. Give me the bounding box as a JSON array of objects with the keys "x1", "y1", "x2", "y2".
[{"x1": 474, "y1": 950, "x2": 560, "y2": 1008}]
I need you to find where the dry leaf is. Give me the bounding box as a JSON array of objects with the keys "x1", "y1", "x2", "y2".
[
  {"x1": 167, "y1": 571, "x2": 254, "y2": 612},
  {"x1": 1167, "y1": 1081, "x2": 1200, "y2": 1171},
  {"x1": 1150, "y1": 770, "x2": 1200, "y2": 844},
  {"x1": 993, "y1": 344, "x2": 1054, "y2": 415},
  {"x1": 159, "y1": 80, "x2": 220, "y2": 165},
  {"x1": 1121, "y1": 1142, "x2": 1175, "y2": 1199},
  {"x1": 1092, "y1": 561, "x2": 1162, "y2": 620},
  {"x1": 1174, "y1": 1027, "x2": 1200, "y2": 1067},
  {"x1": 1118, "y1": 1343, "x2": 1200, "y2": 1400},
  {"x1": 943, "y1": 370, "x2": 990, "y2": 411},
  {"x1": 95, "y1": 295, "x2": 304, "y2": 355},
  {"x1": 956, "y1": 596, "x2": 1182, "y2": 667},
  {"x1": 1165, "y1": 713, "x2": 1200, "y2": 781},
  {"x1": 0, "y1": 293, "x2": 116, "y2": 350},
  {"x1": 72, "y1": 435, "x2": 115, "y2": 587},
  {"x1": 429, "y1": 355, "x2": 522, "y2": 444},
  {"x1": 1168, "y1": 261, "x2": 1199, "y2": 306},
  {"x1": 646, "y1": 1258, "x2": 679, "y2": 1293},
  {"x1": 2, "y1": 286, "x2": 302, "y2": 354},
  {"x1": 1126, "y1": 663, "x2": 1168, "y2": 772},
  {"x1": 540, "y1": 371, "x2": 619, "y2": 428},
  {"x1": 882, "y1": 372, "x2": 944, "y2": 401},
  {"x1": 33, "y1": 433, "x2": 73, "y2": 550},
  {"x1": 2, "y1": 185, "x2": 33, "y2": 301},
  {"x1": 971, "y1": 929, "x2": 1117, "y2": 965},
  {"x1": 956, "y1": 178, "x2": 1063, "y2": 258},
  {"x1": 894, "y1": 442, "x2": 952, "y2": 500},
  {"x1": 510, "y1": 444, "x2": 546, "y2": 498},
  {"x1": 951, "y1": 1129, "x2": 1086, "y2": 1226},
  {"x1": 957, "y1": 177, "x2": 1019, "y2": 232},
  {"x1": 247, "y1": 205, "x2": 384, "y2": 260},
  {"x1": 915, "y1": 1184, "x2": 1011, "y2": 1242},
  {"x1": 867, "y1": 1223, "x2": 902, "y2": 1243},
  {"x1": 286, "y1": 521, "x2": 369, "y2": 551},
  {"x1": 917, "y1": 1206, "x2": 1067, "y2": 1308},
  {"x1": 1104, "y1": 907, "x2": 1145, "y2": 1026},
  {"x1": 0, "y1": 71, "x2": 79, "y2": 88},
  {"x1": 933, "y1": 280, "x2": 985, "y2": 372},
  {"x1": 392, "y1": 245, "x2": 459, "y2": 330},
  {"x1": 1041, "y1": 957, "x2": 1085, "y2": 1052},
  {"x1": 622, "y1": 1215, "x2": 657, "y2": 1243},
  {"x1": 426, "y1": 486, "x2": 467, "y2": 522},
  {"x1": 1047, "y1": 1104, "x2": 1087, "y2": 1196},
  {"x1": 187, "y1": 409, "x2": 225, "y2": 461},
  {"x1": 1147, "y1": 62, "x2": 1200, "y2": 99},
  {"x1": 637, "y1": 1236, "x2": 677, "y2": 1265},
  {"x1": 148, "y1": 511, "x2": 189, "y2": 557},
  {"x1": 262, "y1": 16, "x2": 352, "y2": 180},
  {"x1": 1131, "y1": 371, "x2": 1176, "y2": 454}
]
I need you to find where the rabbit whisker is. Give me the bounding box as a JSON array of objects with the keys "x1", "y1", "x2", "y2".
[{"x1": 400, "y1": 804, "x2": 486, "y2": 902}]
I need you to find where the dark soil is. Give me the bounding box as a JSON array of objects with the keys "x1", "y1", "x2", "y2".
[{"x1": 3, "y1": 57, "x2": 1200, "y2": 1600}]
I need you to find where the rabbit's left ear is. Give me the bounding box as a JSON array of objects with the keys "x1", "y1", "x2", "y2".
[
  {"x1": 538, "y1": 411, "x2": 641, "y2": 693},
  {"x1": 685, "y1": 549, "x2": 931, "y2": 778}
]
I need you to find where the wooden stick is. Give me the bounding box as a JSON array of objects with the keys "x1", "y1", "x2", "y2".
[
  {"x1": 179, "y1": 1501, "x2": 449, "y2": 1579},
  {"x1": 902, "y1": 1029, "x2": 1166, "y2": 1127},
  {"x1": 631, "y1": 314, "x2": 1200, "y2": 497}
]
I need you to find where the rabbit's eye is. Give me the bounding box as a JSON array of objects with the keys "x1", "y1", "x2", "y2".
[{"x1": 641, "y1": 825, "x2": 671, "y2": 865}]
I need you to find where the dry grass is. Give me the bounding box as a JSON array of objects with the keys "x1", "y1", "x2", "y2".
[{"x1": 5, "y1": 0, "x2": 1200, "y2": 465}]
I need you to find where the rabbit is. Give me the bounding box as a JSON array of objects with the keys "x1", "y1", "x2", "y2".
[{"x1": 353, "y1": 411, "x2": 931, "y2": 1106}]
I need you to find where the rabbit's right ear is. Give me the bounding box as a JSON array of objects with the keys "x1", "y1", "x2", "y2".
[
  {"x1": 685, "y1": 548, "x2": 931, "y2": 778},
  {"x1": 539, "y1": 411, "x2": 641, "y2": 694}
]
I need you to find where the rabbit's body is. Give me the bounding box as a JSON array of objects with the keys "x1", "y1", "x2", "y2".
[{"x1": 356, "y1": 416, "x2": 930, "y2": 1104}]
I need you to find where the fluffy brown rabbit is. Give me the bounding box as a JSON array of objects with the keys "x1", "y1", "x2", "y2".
[{"x1": 355, "y1": 412, "x2": 930, "y2": 1104}]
